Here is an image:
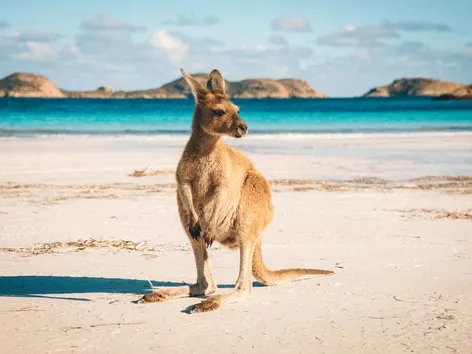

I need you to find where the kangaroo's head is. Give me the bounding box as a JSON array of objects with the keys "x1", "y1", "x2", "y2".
[{"x1": 181, "y1": 68, "x2": 248, "y2": 138}]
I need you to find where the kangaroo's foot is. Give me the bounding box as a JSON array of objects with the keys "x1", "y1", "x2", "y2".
[
  {"x1": 139, "y1": 288, "x2": 185, "y2": 303},
  {"x1": 139, "y1": 283, "x2": 216, "y2": 304},
  {"x1": 191, "y1": 294, "x2": 223, "y2": 313},
  {"x1": 190, "y1": 289, "x2": 250, "y2": 313}
]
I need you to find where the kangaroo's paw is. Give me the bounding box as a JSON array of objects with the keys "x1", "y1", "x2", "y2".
[
  {"x1": 191, "y1": 295, "x2": 222, "y2": 313},
  {"x1": 189, "y1": 222, "x2": 201, "y2": 240},
  {"x1": 138, "y1": 289, "x2": 178, "y2": 304}
]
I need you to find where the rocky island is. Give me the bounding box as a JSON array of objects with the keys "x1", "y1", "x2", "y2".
[
  {"x1": 0, "y1": 73, "x2": 64, "y2": 98},
  {"x1": 362, "y1": 78, "x2": 469, "y2": 98},
  {"x1": 3, "y1": 73, "x2": 470, "y2": 99},
  {"x1": 0, "y1": 72, "x2": 327, "y2": 99},
  {"x1": 433, "y1": 85, "x2": 472, "y2": 101}
]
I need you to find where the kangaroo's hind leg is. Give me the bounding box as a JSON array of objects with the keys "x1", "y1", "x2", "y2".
[
  {"x1": 139, "y1": 233, "x2": 216, "y2": 303},
  {"x1": 191, "y1": 235, "x2": 256, "y2": 313},
  {"x1": 190, "y1": 170, "x2": 271, "y2": 313}
]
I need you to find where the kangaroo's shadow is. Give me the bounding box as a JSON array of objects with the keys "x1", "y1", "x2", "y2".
[{"x1": 0, "y1": 276, "x2": 264, "y2": 302}]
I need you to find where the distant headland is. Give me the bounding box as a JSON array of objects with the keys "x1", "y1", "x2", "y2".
[
  {"x1": 362, "y1": 78, "x2": 472, "y2": 100},
  {"x1": 0, "y1": 72, "x2": 471, "y2": 100},
  {"x1": 0, "y1": 72, "x2": 327, "y2": 99}
]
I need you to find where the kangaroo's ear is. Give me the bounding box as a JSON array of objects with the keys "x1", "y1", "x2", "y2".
[
  {"x1": 206, "y1": 69, "x2": 225, "y2": 95},
  {"x1": 180, "y1": 68, "x2": 207, "y2": 103}
]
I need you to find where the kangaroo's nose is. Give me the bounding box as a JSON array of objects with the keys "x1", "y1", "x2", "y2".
[{"x1": 238, "y1": 123, "x2": 248, "y2": 134}]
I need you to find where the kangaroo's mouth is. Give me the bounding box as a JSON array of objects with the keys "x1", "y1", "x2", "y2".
[{"x1": 233, "y1": 131, "x2": 247, "y2": 138}]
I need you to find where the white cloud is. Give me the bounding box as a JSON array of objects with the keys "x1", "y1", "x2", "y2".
[
  {"x1": 163, "y1": 14, "x2": 219, "y2": 26},
  {"x1": 80, "y1": 15, "x2": 146, "y2": 32},
  {"x1": 15, "y1": 31, "x2": 62, "y2": 43},
  {"x1": 272, "y1": 15, "x2": 311, "y2": 33},
  {"x1": 268, "y1": 35, "x2": 289, "y2": 47},
  {"x1": 66, "y1": 41, "x2": 83, "y2": 59},
  {"x1": 317, "y1": 25, "x2": 399, "y2": 47},
  {"x1": 14, "y1": 42, "x2": 57, "y2": 61},
  {"x1": 383, "y1": 20, "x2": 455, "y2": 33},
  {"x1": 149, "y1": 30, "x2": 189, "y2": 62},
  {"x1": 343, "y1": 24, "x2": 356, "y2": 32}
]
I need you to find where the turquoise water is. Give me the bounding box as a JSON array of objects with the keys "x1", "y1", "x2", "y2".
[{"x1": 0, "y1": 97, "x2": 471, "y2": 136}]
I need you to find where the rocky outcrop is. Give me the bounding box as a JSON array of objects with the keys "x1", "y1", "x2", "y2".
[
  {"x1": 363, "y1": 78, "x2": 467, "y2": 97},
  {"x1": 0, "y1": 73, "x2": 64, "y2": 98},
  {"x1": 433, "y1": 85, "x2": 472, "y2": 101},
  {"x1": 230, "y1": 78, "x2": 327, "y2": 98},
  {"x1": 276, "y1": 79, "x2": 327, "y2": 98},
  {"x1": 97, "y1": 85, "x2": 113, "y2": 94},
  {"x1": 129, "y1": 75, "x2": 327, "y2": 99},
  {"x1": 63, "y1": 86, "x2": 115, "y2": 98},
  {"x1": 0, "y1": 72, "x2": 327, "y2": 99}
]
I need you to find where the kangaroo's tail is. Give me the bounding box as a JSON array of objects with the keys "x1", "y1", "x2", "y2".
[{"x1": 252, "y1": 241, "x2": 333, "y2": 286}]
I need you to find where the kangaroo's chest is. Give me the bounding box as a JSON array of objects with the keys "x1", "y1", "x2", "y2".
[
  {"x1": 189, "y1": 158, "x2": 229, "y2": 208},
  {"x1": 185, "y1": 155, "x2": 245, "y2": 229}
]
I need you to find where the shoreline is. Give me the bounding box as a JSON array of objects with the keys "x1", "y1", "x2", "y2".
[
  {"x1": 2, "y1": 134, "x2": 471, "y2": 182},
  {"x1": 2, "y1": 130, "x2": 472, "y2": 140},
  {"x1": 1, "y1": 95, "x2": 472, "y2": 101}
]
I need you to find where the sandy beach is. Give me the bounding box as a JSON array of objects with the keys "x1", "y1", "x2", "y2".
[{"x1": 1, "y1": 134, "x2": 471, "y2": 353}]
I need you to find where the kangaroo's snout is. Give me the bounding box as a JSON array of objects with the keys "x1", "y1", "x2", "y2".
[
  {"x1": 234, "y1": 120, "x2": 248, "y2": 138},
  {"x1": 238, "y1": 122, "x2": 248, "y2": 136}
]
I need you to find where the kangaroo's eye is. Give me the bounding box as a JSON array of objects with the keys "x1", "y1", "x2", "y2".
[{"x1": 213, "y1": 109, "x2": 225, "y2": 116}]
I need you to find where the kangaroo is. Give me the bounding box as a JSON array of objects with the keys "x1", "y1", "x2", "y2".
[{"x1": 139, "y1": 69, "x2": 333, "y2": 313}]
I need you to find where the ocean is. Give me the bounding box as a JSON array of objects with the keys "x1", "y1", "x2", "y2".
[{"x1": 1, "y1": 97, "x2": 472, "y2": 137}]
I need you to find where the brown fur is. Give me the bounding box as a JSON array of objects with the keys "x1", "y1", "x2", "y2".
[{"x1": 139, "y1": 69, "x2": 333, "y2": 312}]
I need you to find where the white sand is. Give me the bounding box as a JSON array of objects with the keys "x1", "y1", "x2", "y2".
[{"x1": 0, "y1": 135, "x2": 471, "y2": 353}]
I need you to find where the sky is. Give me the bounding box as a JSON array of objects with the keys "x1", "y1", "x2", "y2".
[{"x1": 1, "y1": 0, "x2": 471, "y2": 96}]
